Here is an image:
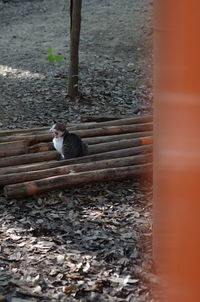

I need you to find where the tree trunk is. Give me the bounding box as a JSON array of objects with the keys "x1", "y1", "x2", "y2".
[
  {"x1": 0, "y1": 153, "x2": 152, "y2": 186},
  {"x1": 68, "y1": 0, "x2": 82, "y2": 97},
  {"x1": 4, "y1": 163, "x2": 152, "y2": 199}
]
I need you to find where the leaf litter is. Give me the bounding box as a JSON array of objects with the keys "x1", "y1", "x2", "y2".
[{"x1": 0, "y1": 179, "x2": 157, "y2": 301}]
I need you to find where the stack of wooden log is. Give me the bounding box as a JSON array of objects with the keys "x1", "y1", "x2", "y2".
[{"x1": 0, "y1": 115, "x2": 153, "y2": 199}]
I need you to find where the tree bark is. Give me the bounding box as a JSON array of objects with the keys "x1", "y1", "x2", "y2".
[
  {"x1": 0, "y1": 140, "x2": 27, "y2": 157},
  {"x1": 0, "y1": 151, "x2": 58, "y2": 168},
  {"x1": 0, "y1": 123, "x2": 152, "y2": 144},
  {"x1": 68, "y1": 0, "x2": 82, "y2": 97},
  {"x1": 0, "y1": 132, "x2": 153, "y2": 158},
  {"x1": 88, "y1": 136, "x2": 152, "y2": 154},
  {"x1": 81, "y1": 114, "x2": 135, "y2": 122},
  {"x1": 0, "y1": 137, "x2": 152, "y2": 168},
  {"x1": 4, "y1": 163, "x2": 152, "y2": 199},
  {"x1": 81, "y1": 114, "x2": 153, "y2": 123},
  {"x1": 0, "y1": 133, "x2": 52, "y2": 144},
  {"x1": 0, "y1": 127, "x2": 49, "y2": 137},
  {"x1": 0, "y1": 115, "x2": 152, "y2": 137},
  {"x1": 0, "y1": 144, "x2": 152, "y2": 175},
  {"x1": 74, "y1": 123, "x2": 153, "y2": 138},
  {"x1": 84, "y1": 131, "x2": 152, "y2": 144},
  {"x1": 68, "y1": 115, "x2": 153, "y2": 130},
  {"x1": 27, "y1": 142, "x2": 54, "y2": 153},
  {"x1": 0, "y1": 153, "x2": 152, "y2": 186}
]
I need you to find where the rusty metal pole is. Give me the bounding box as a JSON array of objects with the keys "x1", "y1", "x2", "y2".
[{"x1": 154, "y1": 0, "x2": 200, "y2": 301}]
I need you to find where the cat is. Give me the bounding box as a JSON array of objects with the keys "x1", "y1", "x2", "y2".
[{"x1": 50, "y1": 121, "x2": 88, "y2": 159}]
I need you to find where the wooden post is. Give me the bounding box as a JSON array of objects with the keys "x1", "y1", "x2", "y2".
[
  {"x1": 154, "y1": 0, "x2": 200, "y2": 301},
  {"x1": 68, "y1": 0, "x2": 82, "y2": 97}
]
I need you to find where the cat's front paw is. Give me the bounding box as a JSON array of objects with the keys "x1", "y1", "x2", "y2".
[{"x1": 57, "y1": 154, "x2": 63, "y2": 161}]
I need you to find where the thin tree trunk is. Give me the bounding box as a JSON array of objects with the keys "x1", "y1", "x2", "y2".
[{"x1": 68, "y1": 0, "x2": 82, "y2": 97}]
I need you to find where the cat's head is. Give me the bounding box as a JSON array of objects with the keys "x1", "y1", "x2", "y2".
[{"x1": 50, "y1": 121, "x2": 67, "y2": 138}]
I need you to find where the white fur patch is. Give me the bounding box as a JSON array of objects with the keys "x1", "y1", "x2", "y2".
[{"x1": 53, "y1": 137, "x2": 64, "y2": 158}]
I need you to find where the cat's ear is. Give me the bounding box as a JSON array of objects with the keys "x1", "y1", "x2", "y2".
[
  {"x1": 61, "y1": 121, "x2": 67, "y2": 129},
  {"x1": 60, "y1": 122, "x2": 67, "y2": 132}
]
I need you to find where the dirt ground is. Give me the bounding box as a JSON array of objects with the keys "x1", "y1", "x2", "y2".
[
  {"x1": 0, "y1": 0, "x2": 155, "y2": 301},
  {"x1": 0, "y1": 0, "x2": 152, "y2": 128}
]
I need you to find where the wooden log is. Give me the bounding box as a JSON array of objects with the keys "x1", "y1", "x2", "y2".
[
  {"x1": 0, "y1": 132, "x2": 153, "y2": 159},
  {"x1": 89, "y1": 136, "x2": 152, "y2": 155},
  {"x1": 0, "y1": 142, "x2": 54, "y2": 158},
  {"x1": 0, "y1": 148, "x2": 27, "y2": 158},
  {"x1": 84, "y1": 131, "x2": 153, "y2": 145},
  {"x1": 0, "y1": 154, "x2": 152, "y2": 186},
  {"x1": 68, "y1": 115, "x2": 153, "y2": 130},
  {"x1": 0, "y1": 140, "x2": 28, "y2": 157},
  {"x1": 81, "y1": 114, "x2": 134, "y2": 122},
  {"x1": 0, "y1": 151, "x2": 58, "y2": 168},
  {"x1": 4, "y1": 163, "x2": 153, "y2": 199},
  {"x1": 0, "y1": 133, "x2": 52, "y2": 144},
  {"x1": 0, "y1": 144, "x2": 153, "y2": 175},
  {"x1": 0, "y1": 137, "x2": 152, "y2": 168},
  {"x1": 0, "y1": 116, "x2": 152, "y2": 140},
  {"x1": 27, "y1": 142, "x2": 54, "y2": 153},
  {"x1": 0, "y1": 115, "x2": 153, "y2": 137},
  {"x1": 0, "y1": 127, "x2": 49, "y2": 137},
  {"x1": 0, "y1": 122, "x2": 96, "y2": 137},
  {"x1": 0, "y1": 140, "x2": 27, "y2": 150},
  {"x1": 28, "y1": 133, "x2": 153, "y2": 153},
  {"x1": 0, "y1": 123, "x2": 153, "y2": 144}
]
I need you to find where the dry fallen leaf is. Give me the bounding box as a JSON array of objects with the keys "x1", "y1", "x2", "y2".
[
  {"x1": 63, "y1": 273, "x2": 84, "y2": 280},
  {"x1": 62, "y1": 285, "x2": 77, "y2": 294}
]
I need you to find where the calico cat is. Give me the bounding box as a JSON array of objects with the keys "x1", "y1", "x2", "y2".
[{"x1": 50, "y1": 121, "x2": 88, "y2": 159}]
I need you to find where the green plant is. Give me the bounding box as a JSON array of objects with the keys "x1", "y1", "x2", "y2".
[{"x1": 47, "y1": 47, "x2": 64, "y2": 64}]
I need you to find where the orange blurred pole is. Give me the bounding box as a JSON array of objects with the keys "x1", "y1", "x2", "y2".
[{"x1": 154, "y1": 0, "x2": 200, "y2": 301}]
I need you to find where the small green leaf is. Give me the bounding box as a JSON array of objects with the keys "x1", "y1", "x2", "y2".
[
  {"x1": 48, "y1": 47, "x2": 53, "y2": 54},
  {"x1": 55, "y1": 55, "x2": 64, "y2": 62},
  {"x1": 48, "y1": 54, "x2": 54, "y2": 64}
]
